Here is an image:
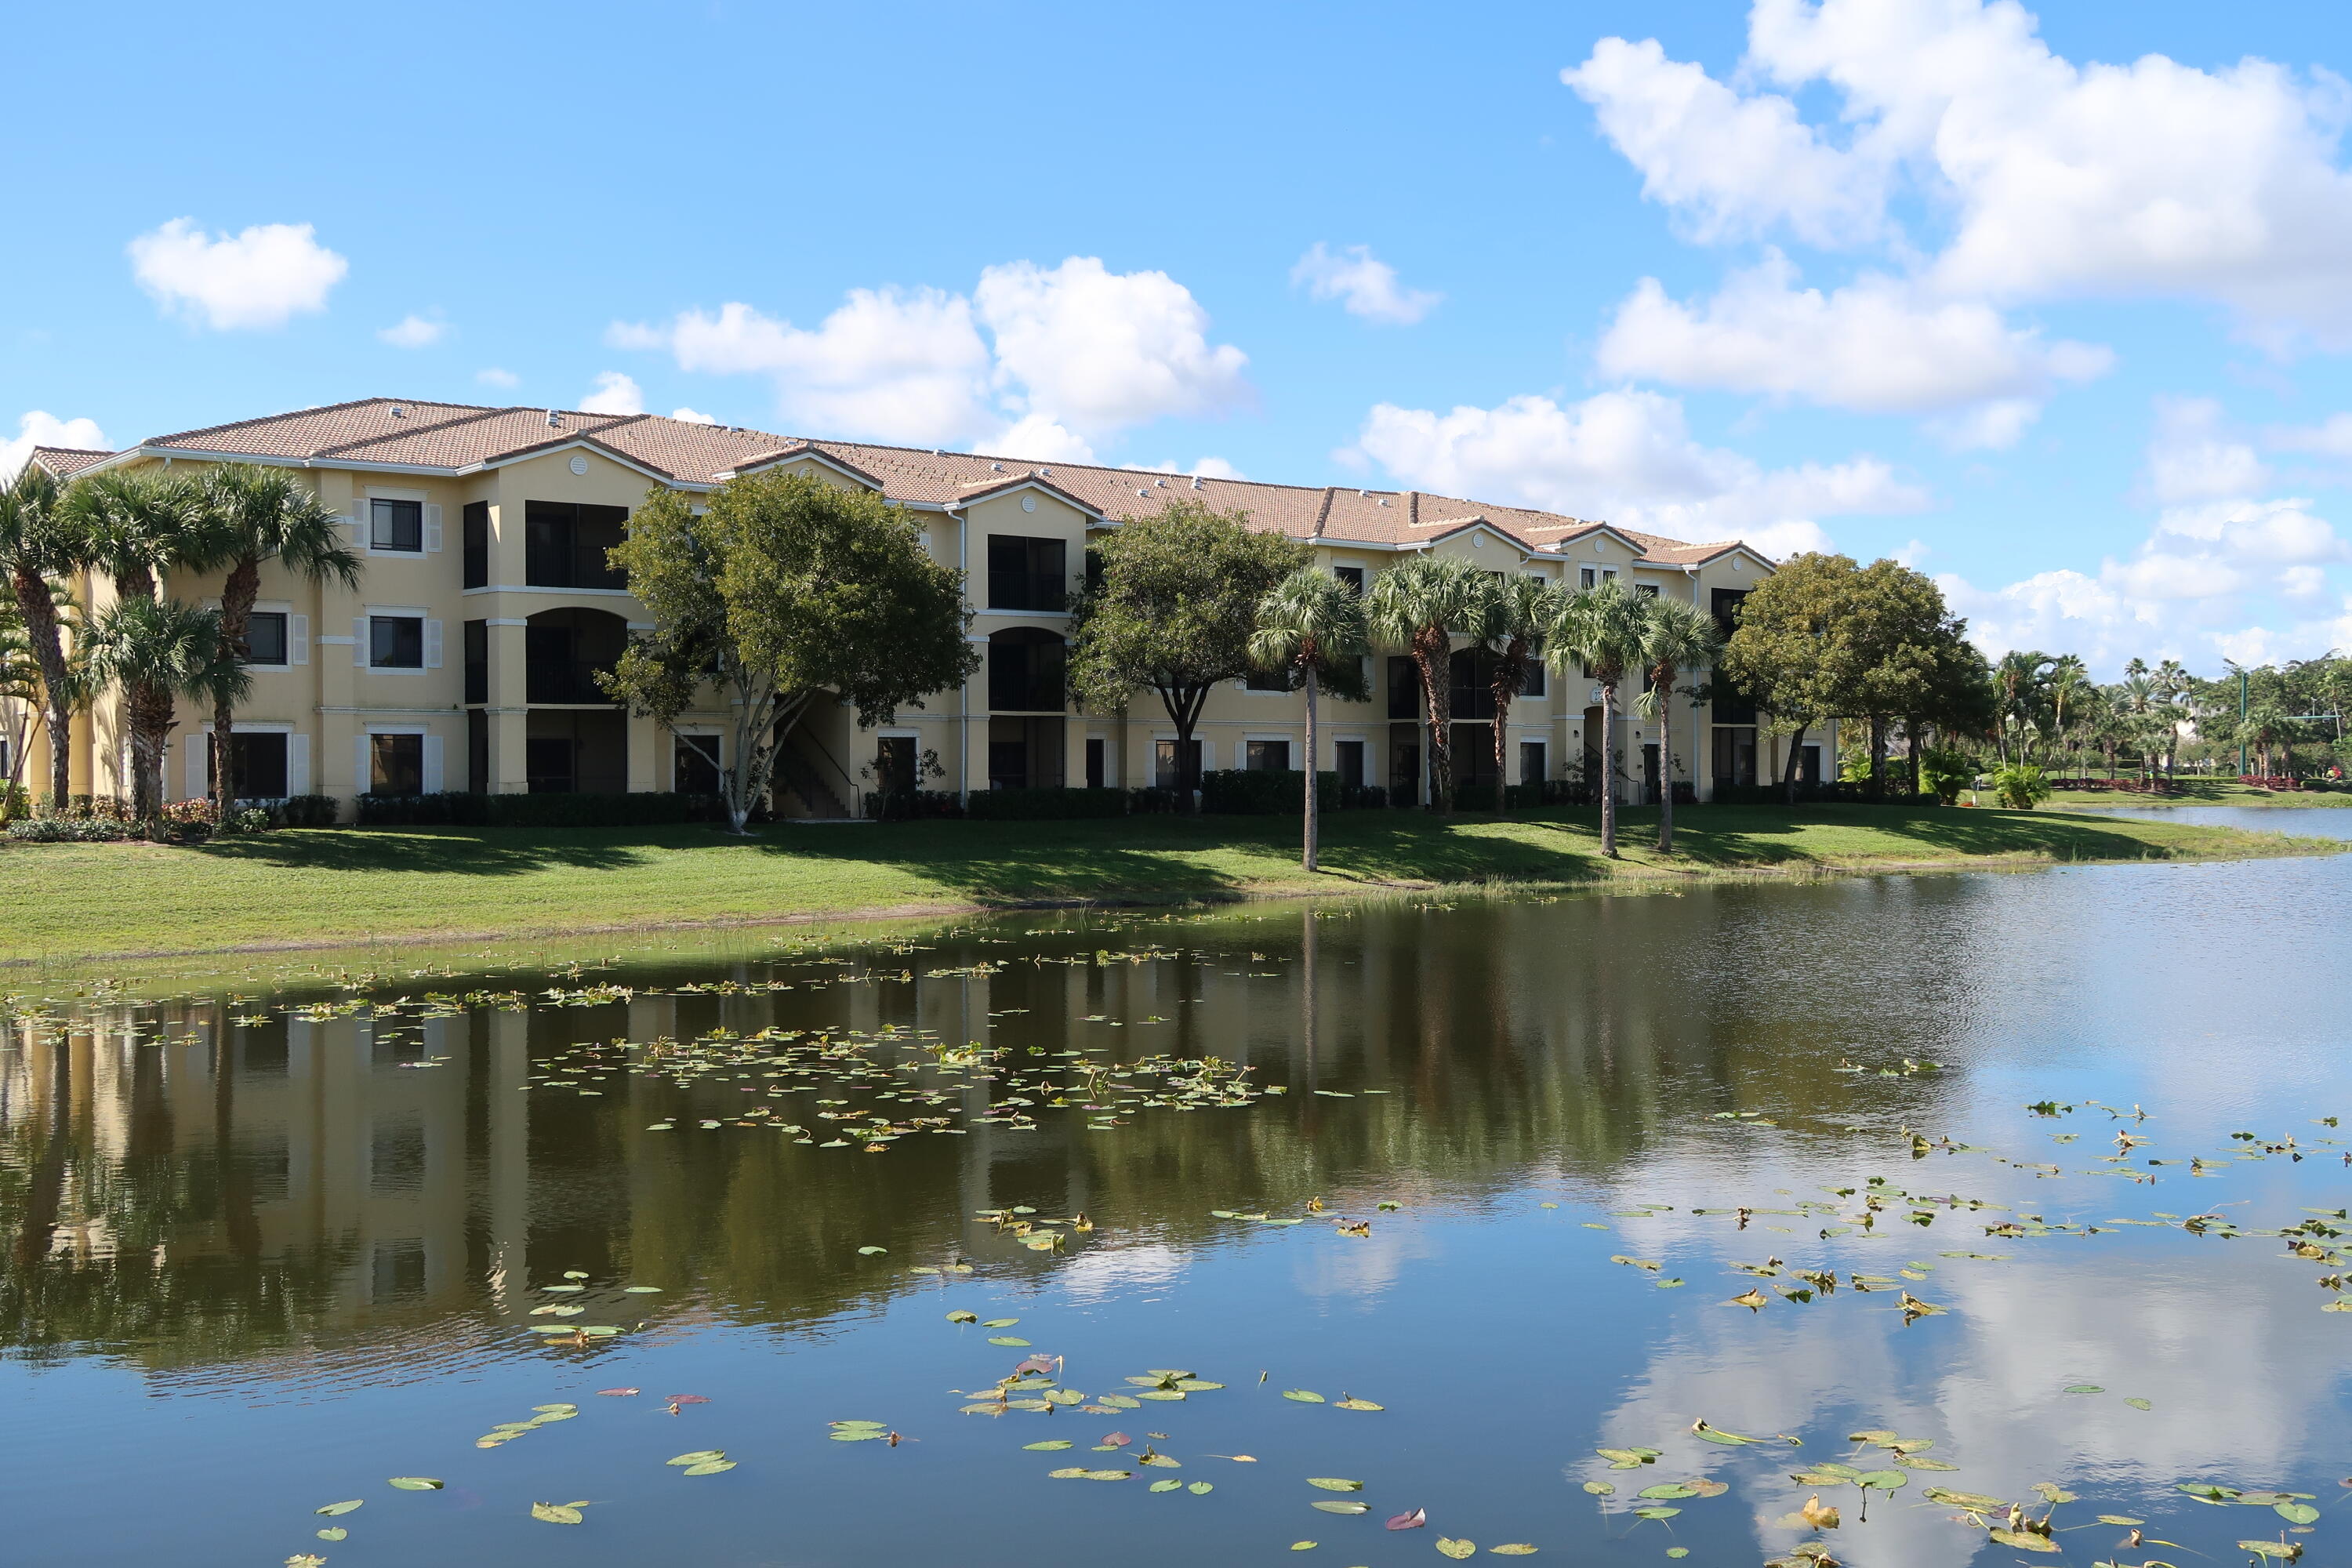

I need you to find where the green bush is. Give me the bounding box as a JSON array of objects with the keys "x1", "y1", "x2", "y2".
[
  {"x1": 356, "y1": 792, "x2": 726, "y2": 827},
  {"x1": 278, "y1": 795, "x2": 341, "y2": 827},
  {"x1": 1919, "y1": 746, "x2": 1975, "y2": 807},
  {"x1": 965, "y1": 786, "x2": 1130, "y2": 821},
  {"x1": 1202, "y1": 769, "x2": 1330, "y2": 815},
  {"x1": 1989, "y1": 764, "x2": 2052, "y2": 811}
]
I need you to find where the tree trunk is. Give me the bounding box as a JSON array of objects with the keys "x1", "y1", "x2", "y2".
[
  {"x1": 1655, "y1": 662, "x2": 1676, "y2": 854},
  {"x1": 212, "y1": 555, "x2": 262, "y2": 820},
  {"x1": 1301, "y1": 669, "x2": 1319, "y2": 872},
  {"x1": 1168, "y1": 686, "x2": 1207, "y2": 813},
  {"x1": 127, "y1": 679, "x2": 172, "y2": 818},
  {"x1": 1599, "y1": 681, "x2": 1620, "y2": 857},
  {"x1": 1490, "y1": 663, "x2": 1513, "y2": 818},
  {"x1": 11, "y1": 563, "x2": 74, "y2": 810},
  {"x1": 1867, "y1": 715, "x2": 1887, "y2": 801},
  {"x1": 1783, "y1": 722, "x2": 1807, "y2": 806},
  {"x1": 1907, "y1": 718, "x2": 1922, "y2": 797},
  {"x1": 1414, "y1": 630, "x2": 1453, "y2": 813}
]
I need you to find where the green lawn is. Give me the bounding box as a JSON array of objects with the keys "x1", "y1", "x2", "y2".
[
  {"x1": 2, "y1": 803, "x2": 2334, "y2": 964},
  {"x1": 2042, "y1": 777, "x2": 2352, "y2": 809}
]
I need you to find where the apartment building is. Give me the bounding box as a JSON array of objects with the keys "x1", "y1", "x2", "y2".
[{"x1": 22, "y1": 397, "x2": 1821, "y2": 815}]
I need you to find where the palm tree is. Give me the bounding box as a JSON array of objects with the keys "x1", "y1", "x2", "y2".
[
  {"x1": 1365, "y1": 554, "x2": 1486, "y2": 813},
  {"x1": 198, "y1": 465, "x2": 358, "y2": 815},
  {"x1": 1249, "y1": 568, "x2": 1369, "y2": 871},
  {"x1": 1467, "y1": 573, "x2": 1563, "y2": 815},
  {"x1": 82, "y1": 597, "x2": 248, "y2": 816},
  {"x1": 0, "y1": 464, "x2": 83, "y2": 811},
  {"x1": 60, "y1": 470, "x2": 224, "y2": 814},
  {"x1": 1634, "y1": 596, "x2": 1723, "y2": 855},
  {"x1": 1547, "y1": 579, "x2": 1649, "y2": 858}
]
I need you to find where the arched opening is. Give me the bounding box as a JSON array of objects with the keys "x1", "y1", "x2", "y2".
[
  {"x1": 987, "y1": 628, "x2": 1066, "y2": 789},
  {"x1": 524, "y1": 608, "x2": 629, "y2": 794}
]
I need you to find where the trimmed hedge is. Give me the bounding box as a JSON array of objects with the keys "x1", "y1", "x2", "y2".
[
  {"x1": 1710, "y1": 780, "x2": 1926, "y2": 806},
  {"x1": 965, "y1": 786, "x2": 1130, "y2": 821},
  {"x1": 1200, "y1": 770, "x2": 1396, "y2": 814},
  {"x1": 864, "y1": 789, "x2": 967, "y2": 822},
  {"x1": 356, "y1": 792, "x2": 727, "y2": 827}
]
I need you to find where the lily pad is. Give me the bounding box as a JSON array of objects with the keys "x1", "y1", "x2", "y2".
[
  {"x1": 1308, "y1": 1478, "x2": 1365, "y2": 1491},
  {"x1": 988, "y1": 1337, "x2": 1032, "y2": 1347},
  {"x1": 387, "y1": 1477, "x2": 443, "y2": 1490},
  {"x1": 668, "y1": 1450, "x2": 727, "y2": 1466},
  {"x1": 1639, "y1": 1484, "x2": 1698, "y2": 1500},
  {"x1": 1857, "y1": 1471, "x2": 1907, "y2": 1492},
  {"x1": 314, "y1": 1502, "x2": 362, "y2": 1517},
  {"x1": 315, "y1": 1527, "x2": 347, "y2": 1542},
  {"x1": 1583, "y1": 1483, "x2": 1616, "y2": 1496},
  {"x1": 1336, "y1": 1397, "x2": 1385, "y2": 1411},
  {"x1": 1312, "y1": 1501, "x2": 1370, "y2": 1515},
  {"x1": 1491, "y1": 1548, "x2": 1537, "y2": 1557},
  {"x1": 1151, "y1": 1479, "x2": 1183, "y2": 1492},
  {"x1": 1438, "y1": 1541, "x2": 1476, "y2": 1560},
  {"x1": 531, "y1": 1502, "x2": 584, "y2": 1524},
  {"x1": 1989, "y1": 1530, "x2": 2059, "y2": 1553},
  {"x1": 1189, "y1": 1482, "x2": 1214, "y2": 1494},
  {"x1": 684, "y1": 1461, "x2": 736, "y2": 1475},
  {"x1": 1283, "y1": 1389, "x2": 1327, "y2": 1403},
  {"x1": 1025, "y1": 1440, "x2": 1074, "y2": 1451},
  {"x1": 2278, "y1": 1503, "x2": 2321, "y2": 1525}
]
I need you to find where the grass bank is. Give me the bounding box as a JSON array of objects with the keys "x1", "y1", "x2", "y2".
[
  {"x1": 2040, "y1": 779, "x2": 2352, "y2": 809},
  {"x1": 3, "y1": 803, "x2": 2334, "y2": 964}
]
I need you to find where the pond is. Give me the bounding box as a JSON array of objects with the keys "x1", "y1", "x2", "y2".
[
  {"x1": 2073, "y1": 803, "x2": 2352, "y2": 840},
  {"x1": 4, "y1": 853, "x2": 2348, "y2": 1568}
]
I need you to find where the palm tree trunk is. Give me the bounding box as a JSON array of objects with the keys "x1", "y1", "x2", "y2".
[
  {"x1": 12, "y1": 564, "x2": 74, "y2": 810},
  {"x1": 1599, "y1": 681, "x2": 1619, "y2": 857},
  {"x1": 212, "y1": 556, "x2": 261, "y2": 820},
  {"x1": 1301, "y1": 669, "x2": 1319, "y2": 872},
  {"x1": 1415, "y1": 630, "x2": 1453, "y2": 813},
  {"x1": 1655, "y1": 662, "x2": 1676, "y2": 854},
  {"x1": 1784, "y1": 722, "x2": 1807, "y2": 806},
  {"x1": 129, "y1": 680, "x2": 171, "y2": 818}
]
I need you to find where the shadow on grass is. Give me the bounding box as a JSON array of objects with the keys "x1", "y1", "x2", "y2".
[{"x1": 191, "y1": 826, "x2": 655, "y2": 876}]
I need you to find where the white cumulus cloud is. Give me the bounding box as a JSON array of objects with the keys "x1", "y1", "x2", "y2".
[
  {"x1": 1, "y1": 411, "x2": 108, "y2": 481},
  {"x1": 1291, "y1": 243, "x2": 1443, "y2": 325},
  {"x1": 1597, "y1": 252, "x2": 2111, "y2": 440},
  {"x1": 2144, "y1": 397, "x2": 2270, "y2": 504},
  {"x1": 580, "y1": 372, "x2": 644, "y2": 416},
  {"x1": 669, "y1": 406, "x2": 718, "y2": 425},
  {"x1": 377, "y1": 314, "x2": 447, "y2": 349},
  {"x1": 476, "y1": 368, "x2": 520, "y2": 389},
  {"x1": 127, "y1": 217, "x2": 347, "y2": 331},
  {"x1": 611, "y1": 257, "x2": 1249, "y2": 456},
  {"x1": 1566, "y1": 0, "x2": 2352, "y2": 344},
  {"x1": 1342, "y1": 388, "x2": 1926, "y2": 545}
]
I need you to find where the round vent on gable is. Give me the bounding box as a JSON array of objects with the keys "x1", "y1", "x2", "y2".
[
  {"x1": 568, "y1": 456, "x2": 588, "y2": 476},
  {"x1": 1022, "y1": 496, "x2": 1036, "y2": 513}
]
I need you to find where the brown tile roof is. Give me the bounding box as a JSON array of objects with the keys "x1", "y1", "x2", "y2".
[
  {"x1": 130, "y1": 398, "x2": 1760, "y2": 565},
  {"x1": 27, "y1": 446, "x2": 114, "y2": 477}
]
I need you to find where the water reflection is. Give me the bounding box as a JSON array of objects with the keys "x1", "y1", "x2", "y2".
[{"x1": 2, "y1": 859, "x2": 2347, "y2": 1567}]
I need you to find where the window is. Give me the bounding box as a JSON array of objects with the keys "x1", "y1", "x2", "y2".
[
  {"x1": 1635, "y1": 583, "x2": 1659, "y2": 598},
  {"x1": 676, "y1": 734, "x2": 721, "y2": 794},
  {"x1": 1245, "y1": 739, "x2": 1291, "y2": 771},
  {"x1": 463, "y1": 500, "x2": 489, "y2": 589},
  {"x1": 527, "y1": 737, "x2": 575, "y2": 793},
  {"x1": 986, "y1": 535, "x2": 1068, "y2": 612},
  {"x1": 988, "y1": 717, "x2": 1065, "y2": 789},
  {"x1": 1712, "y1": 726, "x2": 1759, "y2": 789},
  {"x1": 1583, "y1": 566, "x2": 1619, "y2": 588},
  {"x1": 371, "y1": 733, "x2": 424, "y2": 796},
  {"x1": 1245, "y1": 665, "x2": 1289, "y2": 692},
  {"x1": 1154, "y1": 738, "x2": 1203, "y2": 789},
  {"x1": 243, "y1": 612, "x2": 289, "y2": 666},
  {"x1": 872, "y1": 735, "x2": 916, "y2": 795},
  {"x1": 524, "y1": 500, "x2": 628, "y2": 589},
  {"x1": 468, "y1": 710, "x2": 488, "y2": 793},
  {"x1": 1085, "y1": 737, "x2": 1106, "y2": 789},
  {"x1": 370, "y1": 615, "x2": 423, "y2": 669},
  {"x1": 1387, "y1": 655, "x2": 1420, "y2": 720},
  {"x1": 1334, "y1": 565, "x2": 1366, "y2": 596},
  {"x1": 227, "y1": 732, "x2": 289, "y2": 799},
  {"x1": 1334, "y1": 739, "x2": 1366, "y2": 789},
  {"x1": 463, "y1": 620, "x2": 488, "y2": 704},
  {"x1": 1083, "y1": 548, "x2": 1104, "y2": 592},
  {"x1": 1519, "y1": 739, "x2": 1547, "y2": 786},
  {"x1": 371, "y1": 498, "x2": 423, "y2": 552},
  {"x1": 1800, "y1": 743, "x2": 1824, "y2": 785},
  {"x1": 1581, "y1": 567, "x2": 1595, "y2": 590}
]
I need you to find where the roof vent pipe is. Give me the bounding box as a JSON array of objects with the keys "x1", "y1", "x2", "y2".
[
  {"x1": 546, "y1": 410, "x2": 562, "y2": 428},
  {"x1": 389, "y1": 404, "x2": 405, "y2": 419}
]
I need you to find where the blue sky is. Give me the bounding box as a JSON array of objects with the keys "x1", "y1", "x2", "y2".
[{"x1": 9, "y1": 0, "x2": 2352, "y2": 677}]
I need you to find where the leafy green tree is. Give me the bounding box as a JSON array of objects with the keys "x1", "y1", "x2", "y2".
[
  {"x1": 603, "y1": 470, "x2": 978, "y2": 833},
  {"x1": 198, "y1": 465, "x2": 359, "y2": 816},
  {"x1": 1365, "y1": 554, "x2": 1487, "y2": 814},
  {"x1": 60, "y1": 470, "x2": 230, "y2": 815},
  {"x1": 0, "y1": 465, "x2": 82, "y2": 811},
  {"x1": 1248, "y1": 568, "x2": 1370, "y2": 871},
  {"x1": 1993, "y1": 649, "x2": 2056, "y2": 764},
  {"x1": 81, "y1": 596, "x2": 247, "y2": 815},
  {"x1": 1634, "y1": 595, "x2": 1722, "y2": 854},
  {"x1": 1466, "y1": 573, "x2": 1564, "y2": 816},
  {"x1": 1990, "y1": 762, "x2": 2051, "y2": 810},
  {"x1": 1719, "y1": 552, "x2": 1846, "y2": 804},
  {"x1": 1069, "y1": 501, "x2": 1308, "y2": 806},
  {"x1": 1546, "y1": 578, "x2": 1649, "y2": 856},
  {"x1": 1835, "y1": 558, "x2": 1968, "y2": 799}
]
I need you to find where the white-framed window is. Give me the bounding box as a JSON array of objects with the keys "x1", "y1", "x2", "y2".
[
  {"x1": 240, "y1": 602, "x2": 307, "y2": 668},
  {"x1": 361, "y1": 488, "x2": 441, "y2": 556},
  {"x1": 1243, "y1": 666, "x2": 1289, "y2": 693},
  {"x1": 1580, "y1": 566, "x2": 1621, "y2": 589},
  {"x1": 1152, "y1": 735, "x2": 1208, "y2": 788},
  {"x1": 673, "y1": 728, "x2": 723, "y2": 794},
  {"x1": 1519, "y1": 739, "x2": 1548, "y2": 786},
  {"x1": 188, "y1": 721, "x2": 301, "y2": 801},
  {"x1": 357, "y1": 608, "x2": 441, "y2": 672},
  {"x1": 357, "y1": 724, "x2": 441, "y2": 797},
  {"x1": 1243, "y1": 736, "x2": 1293, "y2": 771}
]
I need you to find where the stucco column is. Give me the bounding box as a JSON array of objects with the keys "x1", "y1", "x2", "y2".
[{"x1": 488, "y1": 619, "x2": 530, "y2": 794}]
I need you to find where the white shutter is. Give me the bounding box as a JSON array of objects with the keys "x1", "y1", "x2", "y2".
[
  {"x1": 347, "y1": 503, "x2": 368, "y2": 544},
  {"x1": 186, "y1": 734, "x2": 208, "y2": 800},
  {"x1": 354, "y1": 735, "x2": 371, "y2": 795},
  {"x1": 289, "y1": 733, "x2": 310, "y2": 795},
  {"x1": 290, "y1": 614, "x2": 309, "y2": 665},
  {"x1": 423, "y1": 619, "x2": 443, "y2": 669},
  {"x1": 353, "y1": 618, "x2": 369, "y2": 667},
  {"x1": 422, "y1": 734, "x2": 445, "y2": 793},
  {"x1": 423, "y1": 503, "x2": 444, "y2": 553}
]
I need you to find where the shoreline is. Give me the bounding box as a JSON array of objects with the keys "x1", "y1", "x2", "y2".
[{"x1": 3, "y1": 805, "x2": 2337, "y2": 971}]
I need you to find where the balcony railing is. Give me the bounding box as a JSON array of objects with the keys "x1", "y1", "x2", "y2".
[{"x1": 527, "y1": 659, "x2": 619, "y2": 705}]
